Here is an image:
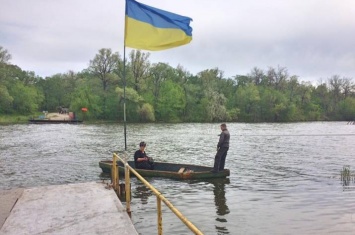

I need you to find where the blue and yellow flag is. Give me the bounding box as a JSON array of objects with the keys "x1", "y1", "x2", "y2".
[{"x1": 125, "y1": 0, "x2": 193, "y2": 51}]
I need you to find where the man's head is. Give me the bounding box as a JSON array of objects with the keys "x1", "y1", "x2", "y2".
[
  {"x1": 220, "y1": 123, "x2": 227, "y2": 130},
  {"x1": 139, "y1": 141, "x2": 146, "y2": 147}
]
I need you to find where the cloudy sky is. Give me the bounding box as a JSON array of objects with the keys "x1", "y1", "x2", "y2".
[{"x1": 1, "y1": 0, "x2": 355, "y2": 82}]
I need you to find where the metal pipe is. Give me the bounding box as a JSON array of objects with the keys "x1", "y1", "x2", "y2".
[
  {"x1": 111, "y1": 154, "x2": 117, "y2": 191},
  {"x1": 157, "y1": 197, "x2": 162, "y2": 235},
  {"x1": 116, "y1": 156, "x2": 120, "y2": 196},
  {"x1": 114, "y1": 153, "x2": 203, "y2": 235},
  {"x1": 125, "y1": 162, "x2": 131, "y2": 213}
]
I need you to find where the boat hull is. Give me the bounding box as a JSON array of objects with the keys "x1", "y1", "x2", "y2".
[
  {"x1": 99, "y1": 160, "x2": 230, "y2": 180},
  {"x1": 29, "y1": 119, "x2": 83, "y2": 124}
]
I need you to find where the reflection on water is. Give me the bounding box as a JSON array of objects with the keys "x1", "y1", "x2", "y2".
[
  {"x1": 212, "y1": 178, "x2": 230, "y2": 217},
  {"x1": 1, "y1": 122, "x2": 355, "y2": 234},
  {"x1": 211, "y1": 178, "x2": 230, "y2": 234},
  {"x1": 134, "y1": 183, "x2": 153, "y2": 204}
]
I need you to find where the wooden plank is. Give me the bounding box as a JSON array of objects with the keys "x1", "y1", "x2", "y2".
[{"x1": 178, "y1": 167, "x2": 185, "y2": 173}]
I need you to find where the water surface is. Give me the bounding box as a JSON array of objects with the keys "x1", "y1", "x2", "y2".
[{"x1": 1, "y1": 122, "x2": 355, "y2": 234}]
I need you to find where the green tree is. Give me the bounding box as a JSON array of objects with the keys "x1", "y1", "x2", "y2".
[
  {"x1": 129, "y1": 50, "x2": 150, "y2": 92},
  {"x1": 137, "y1": 103, "x2": 155, "y2": 122},
  {"x1": 70, "y1": 86, "x2": 102, "y2": 120},
  {"x1": 147, "y1": 62, "x2": 173, "y2": 105},
  {"x1": 182, "y1": 82, "x2": 205, "y2": 122},
  {"x1": 203, "y1": 88, "x2": 228, "y2": 122},
  {"x1": 0, "y1": 46, "x2": 11, "y2": 64},
  {"x1": 248, "y1": 67, "x2": 265, "y2": 85},
  {"x1": 89, "y1": 48, "x2": 120, "y2": 91},
  {"x1": 218, "y1": 78, "x2": 237, "y2": 110},
  {"x1": 257, "y1": 87, "x2": 291, "y2": 122},
  {"x1": 337, "y1": 97, "x2": 355, "y2": 121},
  {"x1": 266, "y1": 66, "x2": 289, "y2": 90},
  {"x1": 197, "y1": 68, "x2": 223, "y2": 90},
  {"x1": 36, "y1": 74, "x2": 70, "y2": 112},
  {"x1": 9, "y1": 81, "x2": 43, "y2": 114},
  {"x1": 328, "y1": 75, "x2": 345, "y2": 116},
  {"x1": 116, "y1": 86, "x2": 144, "y2": 122},
  {"x1": 235, "y1": 84, "x2": 260, "y2": 122},
  {"x1": 235, "y1": 75, "x2": 252, "y2": 87},
  {"x1": 312, "y1": 82, "x2": 329, "y2": 119},
  {"x1": 0, "y1": 85, "x2": 13, "y2": 113},
  {"x1": 156, "y1": 80, "x2": 186, "y2": 122}
]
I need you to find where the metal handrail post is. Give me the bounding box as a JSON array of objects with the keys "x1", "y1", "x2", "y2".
[
  {"x1": 157, "y1": 197, "x2": 163, "y2": 235},
  {"x1": 111, "y1": 154, "x2": 114, "y2": 187},
  {"x1": 117, "y1": 160, "x2": 120, "y2": 196},
  {"x1": 112, "y1": 153, "x2": 203, "y2": 234},
  {"x1": 125, "y1": 161, "x2": 131, "y2": 213},
  {"x1": 129, "y1": 167, "x2": 203, "y2": 235},
  {"x1": 112, "y1": 154, "x2": 118, "y2": 191}
]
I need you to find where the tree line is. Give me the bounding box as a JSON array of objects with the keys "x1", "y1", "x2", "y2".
[{"x1": 1, "y1": 46, "x2": 355, "y2": 122}]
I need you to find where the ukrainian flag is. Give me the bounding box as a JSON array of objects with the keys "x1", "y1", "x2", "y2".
[{"x1": 125, "y1": 0, "x2": 193, "y2": 51}]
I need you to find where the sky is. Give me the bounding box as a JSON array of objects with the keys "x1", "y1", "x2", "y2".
[{"x1": 1, "y1": 0, "x2": 355, "y2": 83}]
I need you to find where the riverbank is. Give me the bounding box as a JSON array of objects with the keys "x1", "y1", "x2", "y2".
[
  {"x1": 0, "y1": 115, "x2": 30, "y2": 124},
  {"x1": 0, "y1": 113, "x2": 71, "y2": 124},
  {"x1": 1, "y1": 113, "x2": 352, "y2": 125}
]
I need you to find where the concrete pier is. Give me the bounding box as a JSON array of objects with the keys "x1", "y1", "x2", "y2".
[
  {"x1": 0, "y1": 182, "x2": 138, "y2": 235},
  {"x1": 0, "y1": 189, "x2": 24, "y2": 229}
]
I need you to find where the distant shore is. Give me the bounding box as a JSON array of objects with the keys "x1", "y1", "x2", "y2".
[{"x1": 0, "y1": 113, "x2": 71, "y2": 124}]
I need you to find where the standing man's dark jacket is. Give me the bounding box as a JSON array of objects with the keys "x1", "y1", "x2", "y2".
[{"x1": 217, "y1": 129, "x2": 230, "y2": 149}]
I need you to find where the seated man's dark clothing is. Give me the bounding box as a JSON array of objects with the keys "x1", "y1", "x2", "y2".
[{"x1": 134, "y1": 150, "x2": 154, "y2": 170}]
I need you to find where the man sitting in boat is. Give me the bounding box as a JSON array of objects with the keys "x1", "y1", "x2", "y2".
[{"x1": 134, "y1": 141, "x2": 154, "y2": 170}]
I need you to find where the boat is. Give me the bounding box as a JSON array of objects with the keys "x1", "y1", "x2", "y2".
[
  {"x1": 29, "y1": 112, "x2": 83, "y2": 124},
  {"x1": 29, "y1": 119, "x2": 83, "y2": 124},
  {"x1": 99, "y1": 160, "x2": 230, "y2": 180}
]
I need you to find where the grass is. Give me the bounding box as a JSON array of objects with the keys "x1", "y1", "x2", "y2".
[
  {"x1": 341, "y1": 165, "x2": 355, "y2": 186},
  {"x1": 0, "y1": 114, "x2": 36, "y2": 124}
]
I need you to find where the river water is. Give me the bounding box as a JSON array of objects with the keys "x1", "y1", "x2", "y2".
[{"x1": 1, "y1": 122, "x2": 355, "y2": 234}]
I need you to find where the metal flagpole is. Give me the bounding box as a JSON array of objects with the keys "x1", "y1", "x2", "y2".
[
  {"x1": 123, "y1": 0, "x2": 127, "y2": 151},
  {"x1": 123, "y1": 48, "x2": 127, "y2": 151}
]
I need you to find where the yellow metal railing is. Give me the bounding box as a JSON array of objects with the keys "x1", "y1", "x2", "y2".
[{"x1": 111, "y1": 153, "x2": 204, "y2": 235}]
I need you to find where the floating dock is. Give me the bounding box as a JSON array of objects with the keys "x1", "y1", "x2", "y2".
[{"x1": 0, "y1": 182, "x2": 138, "y2": 235}]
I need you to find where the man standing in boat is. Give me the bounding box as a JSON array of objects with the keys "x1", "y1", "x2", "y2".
[
  {"x1": 211, "y1": 123, "x2": 230, "y2": 173},
  {"x1": 134, "y1": 141, "x2": 154, "y2": 170}
]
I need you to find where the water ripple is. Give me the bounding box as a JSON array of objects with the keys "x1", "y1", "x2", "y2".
[{"x1": 1, "y1": 122, "x2": 355, "y2": 234}]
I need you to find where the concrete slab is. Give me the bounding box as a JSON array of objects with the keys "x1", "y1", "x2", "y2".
[
  {"x1": 0, "y1": 189, "x2": 24, "y2": 229},
  {"x1": 0, "y1": 182, "x2": 138, "y2": 235}
]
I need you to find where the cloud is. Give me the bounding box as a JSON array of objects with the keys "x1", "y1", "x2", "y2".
[{"x1": 1, "y1": 0, "x2": 355, "y2": 82}]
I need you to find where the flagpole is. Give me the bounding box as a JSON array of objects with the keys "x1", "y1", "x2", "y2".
[
  {"x1": 123, "y1": 0, "x2": 127, "y2": 151},
  {"x1": 123, "y1": 47, "x2": 127, "y2": 151}
]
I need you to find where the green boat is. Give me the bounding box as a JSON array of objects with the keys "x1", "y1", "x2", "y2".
[{"x1": 99, "y1": 160, "x2": 230, "y2": 180}]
